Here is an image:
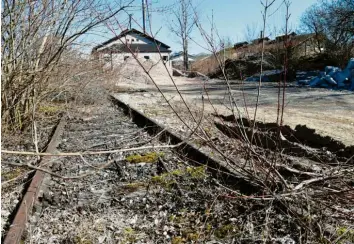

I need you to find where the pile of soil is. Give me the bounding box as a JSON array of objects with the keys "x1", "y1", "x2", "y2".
[
  {"x1": 293, "y1": 53, "x2": 338, "y2": 71},
  {"x1": 114, "y1": 57, "x2": 170, "y2": 86}
]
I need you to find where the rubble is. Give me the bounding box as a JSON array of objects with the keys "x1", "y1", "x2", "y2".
[{"x1": 298, "y1": 58, "x2": 354, "y2": 90}]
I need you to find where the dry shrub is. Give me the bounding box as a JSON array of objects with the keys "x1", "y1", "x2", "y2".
[{"x1": 1, "y1": 0, "x2": 132, "y2": 131}]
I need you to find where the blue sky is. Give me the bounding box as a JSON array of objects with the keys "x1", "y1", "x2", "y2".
[{"x1": 86, "y1": 0, "x2": 318, "y2": 54}]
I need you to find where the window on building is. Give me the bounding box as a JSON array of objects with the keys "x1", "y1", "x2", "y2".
[
  {"x1": 163, "y1": 56, "x2": 168, "y2": 61},
  {"x1": 131, "y1": 39, "x2": 135, "y2": 42},
  {"x1": 124, "y1": 56, "x2": 129, "y2": 61},
  {"x1": 144, "y1": 56, "x2": 150, "y2": 60}
]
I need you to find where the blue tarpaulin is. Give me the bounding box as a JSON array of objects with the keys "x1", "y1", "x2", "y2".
[{"x1": 298, "y1": 58, "x2": 354, "y2": 90}]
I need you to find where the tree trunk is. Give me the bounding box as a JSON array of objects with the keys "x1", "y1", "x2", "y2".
[{"x1": 183, "y1": 39, "x2": 189, "y2": 71}]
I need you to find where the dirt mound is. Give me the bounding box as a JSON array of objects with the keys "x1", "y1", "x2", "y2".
[
  {"x1": 210, "y1": 56, "x2": 275, "y2": 79},
  {"x1": 294, "y1": 53, "x2": 338, "y2": 71},
  {"x1": 192, "y1": 52, "x2": 280, "y2": 80},
  {"x1": 114, "y1": 57, "x2": 170, "y2": 86}
]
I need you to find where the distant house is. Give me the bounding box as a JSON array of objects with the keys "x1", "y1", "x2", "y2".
[
  {"x1": 252, "y1": 37, "x2": 270, "y2": 44},
  {"x1": 234, "y1": 41, "x2": 248, "y2": 49},
  {"x1": 266, "y1": 33, "x2": 325, "y2": 56},
  {"x1": 170, "y1": 51, "x2": 196, "y2": 70},
  {"x1": 275, "y1": 32, "x2": 297, "y2": 42},
  {"x1": 91, "y1": 28, "x2": 172, "y2": 70},
  {"x1": 289, "y1": 33, "x2": 326, "y2": 56}
]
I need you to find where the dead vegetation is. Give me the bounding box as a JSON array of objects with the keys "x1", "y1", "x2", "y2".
[{"x1": 2, "y1": 0, "x2": 354, "y2": 243}]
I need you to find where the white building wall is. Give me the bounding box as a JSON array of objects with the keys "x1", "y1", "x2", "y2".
[{"x1": 103, "y1": 52, "x2": 172, "y2": 75}]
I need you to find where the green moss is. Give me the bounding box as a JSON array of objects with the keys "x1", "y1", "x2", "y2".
[
  {"x1": 172, "y1": 236, "x2": 185, "y2": 244},
  {"x1": 38, "y1": 105, "x2": 62, "y2": 115},
  {"x1": 151, "y1": 166, "x2": 207, "y2": 191},
  {"x1": 126, "y1": 152, "x2": 164, "y2": 164},
  {"x1": 171, "y1": 169, "x2": 184, "y2": 176},
  {"x1": 2, "y1": 168, "x2": 24, "y2": 181},
  {"x1": 73, "y1": 236, "x2": 92, "y2": 244},
  {"x1": 204, "y1": 127, "x2": 213, "y2": 137},
  {"x1": 169, "y1": 215, "x2": 176, "y2": 222},
  {"x1": 214, "y1": 224, "x2": 234, "y2": 239},
  {"x1": 186, "y1": 232, "x2": 199, "y2": 241},
  {"x1": 206, "y1": 223, "x2": 212, "y2": 232},
  {"x1": 186, "y1": 166, "x2": 206, "y2": 179},
  {"x1": 124, "y1": 227, "x2": 134, "y2": 234},
  {"x1": 151, "y1": 175, "x2": 165, "y2": 183},
  {"x1": 151, "y1": 173, "x2": 176, "y2": 190},
  {"x1": 123, "y1": 227, "x2": 137, "y2": 243},
  {"x1": 336, "y1": 227, "x2": 354, "y2": 243}
]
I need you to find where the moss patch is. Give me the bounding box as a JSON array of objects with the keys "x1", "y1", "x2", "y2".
[
  {"x1": 151, "y1": 174, "x2": 176, "y2": 190},
  {"x1": 171, "y1": 236, "x2": 184, "y2": 244},
  {"x1": 122, "y1": 227, "x2": 137, "y2": 243},
  {"x1": 150, "y1": 166, "x2": 207, "y2": 191},
  {"x1": 214, "y1": 224, "x2": 236, "y2": 239},
  {"x1": 186, "y1": 166, "x2": 206, "y2": 179},
  {"x1": 2, "y1": 168, "x2": 25, "y2": 181},
  {"x1": 186, "y1": 232, "x2": 199, "y2": 241},
  {"x1": 38, "y1": 104, "x2": 63, "y2": 115},
  {"x1": 73, "y1": 236, "x2": 93, "y2": 244},
  {"x1": 336, "y1": 227, "x2": 354, "y2": 243},
  {"x1": 125, "y1": 152, "x2": 164, "y2": 164}
]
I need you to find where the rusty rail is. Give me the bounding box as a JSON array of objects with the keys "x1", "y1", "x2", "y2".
[{"x1": 3, "y1": 117, "x2": 66, "y2": 244}]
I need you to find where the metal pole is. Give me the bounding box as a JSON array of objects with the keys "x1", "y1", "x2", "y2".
[
  {"x1": 129, "y1": 14, "x2": 132, "y2": 29},
  {"x1": 142, "y1": 0, "x2": 146, "y2": 33},
  {"x1": 223, "y1": 42, "x2": 225, "y2": 69}
]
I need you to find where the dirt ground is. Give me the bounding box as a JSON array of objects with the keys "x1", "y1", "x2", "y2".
[{"x1": 116, "y1": 77, "x2": 354, "y2": 146}]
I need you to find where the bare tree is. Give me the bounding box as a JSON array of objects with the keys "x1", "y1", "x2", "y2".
[
  {"x1": 250, "y1": 0, "x2": 276, "y2": 143},
  {"x1": 301, "y1": 0, "x2": 354, "y2": 65},
  {"x1": 243, "y1": 23, "x2": 260, "y2": 43},
  {"x1": 279, "y1": 1, "x2": 291, "y2": 128},
  {"x1": 300, "y1": 4, "x2": 325, "y2": 53},
  {"x1": 1, "y1": 0, "x2": 133, "y2": 131},
  {"x1": 168, "y1": 0, "x2": 196, "y2": 71}
]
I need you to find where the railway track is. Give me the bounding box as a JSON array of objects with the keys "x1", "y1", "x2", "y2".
[
  {"x1": 3, "y1": 94, "x2": 353, "y2": 243},
  {"x1": 3, "y1": 96, "x2": 250, "y2": 244}
]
